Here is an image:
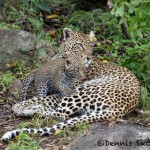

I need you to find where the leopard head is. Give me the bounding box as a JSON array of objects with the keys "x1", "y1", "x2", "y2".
[{"x1": 60, "y1": 28, "x2": 94, "y2": 62}]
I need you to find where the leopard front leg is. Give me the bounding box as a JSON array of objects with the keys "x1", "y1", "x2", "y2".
[
  {"x1": 12, "y1": 94, "x2": 61, "y2": 116},
  {"x1": 20, "y1": 73, "x2": 35, "y2": 101},
  {"x1": 35, "y1": 95, "x2": 77, "y2": 120},
  {"x1": 36, "y1": 83, "x2": 49, "y2": 97},
  {"x1": 72, "y1": 79, "x2": 84, "y2": 89}
]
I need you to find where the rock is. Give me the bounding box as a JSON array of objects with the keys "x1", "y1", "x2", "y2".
[
  {"x1": 36, "y1": 39, "x2": 57, "y2": 64},
  {"x1": 67, "y1": 123, "x2": 150, "y2": 150},
  {"x1": 0, "y1": 30, "x2": 36, "y2": 71},
  {"x1": 0, "y1": 30, "x2": 57, "y2": 71}
]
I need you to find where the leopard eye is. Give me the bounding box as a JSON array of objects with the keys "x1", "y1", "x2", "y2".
[{"x1": 76, "y1": 42, "x2": 85, "y2": 50}]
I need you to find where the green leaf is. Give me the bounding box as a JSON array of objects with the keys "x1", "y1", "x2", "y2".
[
  {"x1": 28, "y1": 18, "x2": 43, "y2": 29},
  {"x1": 139, "y1": 11, "x2": 143, "y2": 18},
  {"x1": 119, "y1": 17, "x2": 125, "y2": 25},
  {"x1": 37, "y1": 31, "x2": 46, "y2": 40},
  {"x1": 131, "y1": 0, "x2": 141, "y2": 6},
  {"x1": 20, "y1": 48, "x2": 28, "y2": 52},
  {"x1": 18, "y1": 0, "x2": 29, "y2": 6},
  {"x1": 128, "y1": 6, "x2": 134, "y2": 14},
  {"x1": 38, "y1": 49, "x2": 47, "y2": 57},
  {"x1": 137, "y1": 30, "x2": 143, "y2": 38},
  {"x1": 115, "y1": 5, "x2": 125, "y2": 16},
  {"x1": 34, "y1": 2, "x2": 51, "y2": 12},
  {"x1": 132, "y1": 22, "x2": 138, "y2": 30}
]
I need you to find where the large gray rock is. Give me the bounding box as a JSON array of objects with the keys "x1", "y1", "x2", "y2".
[
  {"x1": 0, "y1": 30, "x2": 36, "y2": 71},
  {"x1": 67, "y1": 123, "x2": 150, "y2": 150},
  {"x1": 0, "y1": 30, "x2": 57, "y2": 71}
]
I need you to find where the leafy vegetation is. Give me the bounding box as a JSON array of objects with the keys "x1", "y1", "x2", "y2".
[
  {"x1": 6, "y1": 133, "x2": 40, "y2": 150},
  {"x1": 0, "y1": 0, "x2": 149, "y2": 149},
  {"x1": 0, "y1": 71, "x2": 15, "y2": 94}
]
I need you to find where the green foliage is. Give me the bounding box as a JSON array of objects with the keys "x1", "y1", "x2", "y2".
[
  {"x1": 3, "y1": 0, "x2": 51, "y2": 32},
  {"x1": 111, "y1": 0, "x2": 150, "y2": 38},
  {"x1": 141, "y1": 87, "x2": 150, "y2": 110},
  {"x1": 55, "y1": 123, "x2": 89, "y2": 144},
  {"x1": 18, "y1": 0, "x2": 51, "y2": 12},
  {"x1": 80, "y1": 1, "x2": 150, "y2": 110},
  {"x1": 6, "y1": 133, "x2": 39, "y2": 150},
  {"x1": 27, "y1": 17, "x2": 44, "y2": 30},
  {"x1": 0, "y1": 22, "x2": 20, "y2": 30},
  {"x1": 67, "y1": 9, "x2": 104, "y2": 31},
  {"x1": 0, "y1": 71, "x2": 15, "y2": 93},
  {"x1": 14, "y1": 62, "x2": 30, "y2": 77}
]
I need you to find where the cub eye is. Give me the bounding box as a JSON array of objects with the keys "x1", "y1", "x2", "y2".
[{"x1": 74, "y1": 67, "x2": 79, "y2": 71}]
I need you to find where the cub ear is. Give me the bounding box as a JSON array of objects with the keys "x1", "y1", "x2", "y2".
[
  {"x1": 61, "y1": 51, "x2": 71, "y2": 59},
  {"x1": 63, "y1": 28, "x2": 74, "y2": 41}
]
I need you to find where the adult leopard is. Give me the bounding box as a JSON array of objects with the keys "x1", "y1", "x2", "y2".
[{"x1": 2, "y1": 56, "x2": 140, "y2": 141}]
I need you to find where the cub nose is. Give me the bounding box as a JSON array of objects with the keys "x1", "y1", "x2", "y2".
[{"x1": 86, "y1": 56, "x2": 91, "y2": 61}]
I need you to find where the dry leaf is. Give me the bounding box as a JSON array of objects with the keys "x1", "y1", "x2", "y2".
[
  {"x1": 97, "y1": 42, "x2": 101, "y2": 46},
  {"x1": 147, "y1": 104, "x2": 150, "y2": 110},
  {"x1": 93, "y1": 37, "x2": 97, "y2": 42},
  {"x1": 5, "y1": 61, "x2": 17, "y2": 68},
  {"x1": 48, "y1": 30, "x2": 56, "y2": 36},
  {"x1": 102, "y1": 60, "x2": 108, "y2": 63},
  {"x1": 54, "y1": 129, "x2": 62, "y2": 135},
  {"x1": 47, "y1": 14, "x2": 59, "y2": 19}
]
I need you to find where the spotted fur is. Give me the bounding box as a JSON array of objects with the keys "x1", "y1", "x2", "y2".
[
  {"x1": 2, "y1": 57, "x2": 140, "y2": 142},
  {"x1": 20, "y1": 28, "x2": 94, "y2": 101},
  {"x1": 20, "y1": 53, "x2": 85, "y2": 101}
]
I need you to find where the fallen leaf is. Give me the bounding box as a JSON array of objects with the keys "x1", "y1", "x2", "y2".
[
  {"x1": 102, "y1": 60, "x2": 108, "y2": 63},
  {"x1": 54, "y1": 129, "x2": 62, "y2": 135},
  {"x1": 5, "y1": 61, "x2": 17, "y2": 68},
  {"x1": 93, "y1": 37, "x2": 97, "y2": 42},
  {"x1": 48, "y1": 30, "x2": 56, "y2": 36},
  {"x1": 97, "y1": 42, "x2": 101, "y2": 46},
  {"x1": 147, "y1": 104, "x2": 150, "y2": 110},
  {"x1": 15, "y1": 135, "x2": 20, "y2": 141},
  {"x1": 47, "y1": 14, "x2": 59, "y2": 19},
  {"x1": 101, "y1": 40, "x2": 112, "y2": 44}
]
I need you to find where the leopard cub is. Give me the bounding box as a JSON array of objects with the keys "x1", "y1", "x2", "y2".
[{"x1": 20, "y1": 52, "x2": 84, "y2": 101}]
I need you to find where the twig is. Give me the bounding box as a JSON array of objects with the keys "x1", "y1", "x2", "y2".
[{"x1": 117, "y1": 16, "x2": 131, "y2": 39}]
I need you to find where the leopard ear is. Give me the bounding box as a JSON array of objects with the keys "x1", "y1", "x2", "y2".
[
  {"x1": 76, "y1": 41, "x2": 85, "y2": 50},
  {"x1": 88, "y1": 31, "x2": 95, "y2": 42},
  {"x1": 63, "y1": 28, "x2": 74, "y2": 41}
]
